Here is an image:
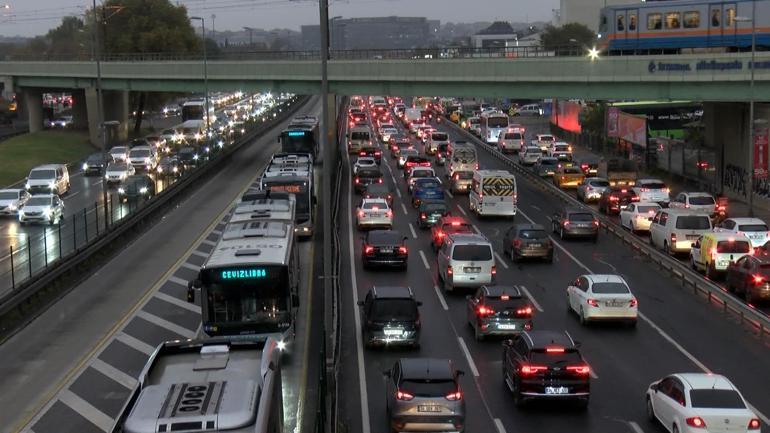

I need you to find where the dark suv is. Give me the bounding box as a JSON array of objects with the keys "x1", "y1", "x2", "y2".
[
  {"x1": 466, "y1": 285, "x2": 534, "y2": 340},
  {"x1": 361, "y1": 230, "x2": 409, "y2": 269},
  {"x1": 354, "y1": 167, "x2": 384, "y2": 194},
  {"x1": 502, "y1": 330, "x2": 590, "y2": 408},
  {"x1": 503, "y1": 224, "x2": 553, "y2": 262},
  {"x1": 384, "y1": 358, "x2": 466, "y2": 433},
  {"x1": 358, "y1": 286, "x2": 421, "y2": 348},
  {"x1": 551, "y1": 207, "x2": 599, "y2": 242}
]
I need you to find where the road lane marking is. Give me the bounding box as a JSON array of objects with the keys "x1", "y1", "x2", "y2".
[
  {"x1": 531, "y1": 204, "x2": 541, "y2": 211},
  {"x1": 628, "y1": 421, "x2": 645, "y2": 433},
  {"x1": 200, "y1": 239, "x2": 217, "y2": 246},
  {"x1": 190, "y1": 250, "x2": 209, "y2": 258},
  {"x1": 433, "y1": 285, "x2": 448, "y2": 310},
  {"x1": 210, "y1": 229, "x2": 222, "y2": 236},
  {"x1": 400, "y1": 202, "x2": 409, "y2": 215},
  {"x1": 519, "y1": 207, "x2": 593, "y2": 273},
  {"x1": 456, "y1": 204, "x2": 467, "y2": 216},
  {"x1": 516, "y1": 285, "x2": 544, "y2": 313},
  {"x1": 90, "y1": 358, "x2": 137, "y2": 390},
  {"x1": 494, "y1": 251, "x2": 509, "y2": 269},
  {"x1": 63, "y1": 191, "x2": 80, "y2": 201},
  {"x1": 408, "y1": 223, "x2": 417, "y2": 239},
  {"x1": 346, "y1": 154, "x2": 372, "y2": 433},
  {"x1": 472, "y1": 224, "x2": 482, "y2": 234},
  {"x1": 154, "y1": 292, "x2": 200, "y2": 313},
  {"x1": 457, "y1": 337, "x2": 480, "y2": 377},
  {"x1": 116, "y1": 332, "x2": 157, "y2": 357},
  {"x1": 58, "y1": 389, "x2": 113, "y2": 432},
  {"x1": 446, "y1": 190, "x2": 453, "y2": 198},
  {"x1": 419, "y1": 250, "x2": 431, "y2": 270},
  {"x1": 136, "y1": 310, "x2": 197, "y2": 339},
  {"x1": 494, "y1": 418, "x2": 507, "y2": 433},
  {"x1": 167, "y1": 275, "x2": 188, "y2": 287},
  {"x1": 91, "y1": 180, "x2": 102, "y2": 186},
  {"x1": 179, "y1": 262, "x2": 200, "y2": 272}
]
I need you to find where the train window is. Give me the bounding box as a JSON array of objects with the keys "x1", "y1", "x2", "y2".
[
  {"x1": 666, "y1": 12, "x2": 681, "y2": 29},
  {"x1": 617, "y1": 14, "x2": 625, "y2": 31},
  {"x1": 629, "y1": 13, "x2": 637, "y2": 31},
  {"x1": 648, "y1": 13, "x2": 662, "y2": 30},
  {"x1": 684, "y1": 11, "x2": 700, "y2": 28},
  {"x1": 711, "y1": 8, "x2": 721, "y2": 27},
  {"x1": 725, "y1": 8, "x2": 736, "y2": 27}
]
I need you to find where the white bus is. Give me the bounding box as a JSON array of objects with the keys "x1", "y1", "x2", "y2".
[
  {"x1": 231, "y1": 192, "x2": 296, "y2": 225},
  {"x1": 469, "y1": 170, "x2": 517, "y2": 217},
  {"x1": 480, "y1": 111, "x2": 510, "y2": 144},
  {"x1": 187, "y1": 220, "x2": 300, "y2": 347},
  {"x1": 110, "y1": 338, "x2": 284, "y2": 433}
]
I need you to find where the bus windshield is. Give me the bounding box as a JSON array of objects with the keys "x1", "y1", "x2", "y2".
[
  {"x1": 202, "y1": 265, "x2": 291, "y2": 335},
  {"x1": 281, "y1": 130, "x2": 315, "y2": 154}
]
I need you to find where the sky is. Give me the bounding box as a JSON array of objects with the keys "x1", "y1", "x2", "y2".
[{"x1": 0, "y1": 0, "x2": 559, "y2": 37}]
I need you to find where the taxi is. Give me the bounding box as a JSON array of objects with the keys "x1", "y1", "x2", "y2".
[{"x1": 553, "y1": 164, "x2": 585, "y2": 189}]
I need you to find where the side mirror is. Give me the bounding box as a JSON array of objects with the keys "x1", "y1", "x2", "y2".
[
  {"x1": 648, "y1": 217, "x2": 654, "y2": 221},
  {"x1": 403, "y1": 236, "x2": 409, "y2": 242},
  {"x1": 357, "y1": 301, "x2": 364, "y2": 306},
  {"x1": 650, "y1": 383, "x2": 658, "y2": 392},
  {"x1": 416, "y1": 301, "x2": 423, "y2": 306},
  {"x1": 691, "y1": 243, "x2": 696, "y2": 248}
]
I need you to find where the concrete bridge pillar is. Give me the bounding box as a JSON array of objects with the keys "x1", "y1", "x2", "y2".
[
  {"x1": 85, "y1": 88, "x2": 129, "y2": 146},
  {"x1": 70, "y1": 89, "x2": 88, "y2": 130},
  {"x1": 22, "y1": 88, "x2": 43, "y2": 133}
]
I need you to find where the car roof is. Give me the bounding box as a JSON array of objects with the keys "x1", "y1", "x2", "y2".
[
  {"x1": 367, "y1": 230, "x2": 404, "y2": 242},
  {"x1": 522, "y1": 330, "x2": 575, "y2": 349},
  {"x1": 636, "y1": 178, "x2": 666, "y2": 183},
  {"x1": 727, "y1": 217, "x2": 766, "y2": 225},
  {"x1": 564, "y1": 207, "x2": 591, "y2": 214},
  {"x1": 29, "y1": 193, "x2": 56, "y2": 199},
  {"x1": 682, "y1": 192, "x2": 713, "y2": 197},
  {"x1": 675, "y1": 373, "x2": 735, "y2": 391},
  {"x1": 362, "y1": 198, "x2": 388, "y2": 204},
  {"x1": 635, "y1": 201, "x2": 661, "y2": 206},
  {"x1": 440, "y1": 216, "x2": 469, "y2": 224},
  {"x1": 481, "y1": 285, "x2": 522, "y2": 298},
  {"x1": 586, "y1": 177, "x2": 608, "y2": 182},
  {"x1": 448, "y1": 233, "x2": 488, "y2": 244},
  {"x1": 704, "y1": 232, "x2": 751, "y2": 241},
  {"x1": 399, "y1": 358, "x2": 454, "y2": 380},
  {"x1": 371, "y1": 285, "x2": 413, "y2": 299},
  {"x1": 584, "y1": 274, "x2": 626, "y2": 284}
]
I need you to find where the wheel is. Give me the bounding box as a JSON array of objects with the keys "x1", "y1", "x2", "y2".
[
  {"x1": 690, "y1": 256, "x2": 698, "y2": 271},
  {"x1": 511, "y1": 249, "x2": 519, "y2": 263},
  {"x1": 630, "y1": 221, "x2": 636, "y2": 233},
  {"x1": 552, "y1": 222, "x2": 558, "y2": 234},
  {"x1": 579, "y1": 307, "x2": 587, "y2": 325},
  {"x1": 513, "y1": 381, "x2": 525, "y2": 408},
  {"x1": 628, "y1": 319, "x2": 638, "y2": 329},
  {"x1": 673, "y1": 425, "x2": 679, "y2": 433},
  {"x1": 663, "y1": 241, "x2": 670, "y2": 254},
  {"x1": 575, "y1": 397, "x2": 589, "y2": 410},
  {"x1": 474, "y1": 323, "x2": 484, "y2": 341},
  {"x1": 646, "y1": 397, "x2": 656, "y2": 422},
  {"x1": 706, "y1": 263, "x2": 717, "y2": 279},
  {"x1": 560, "y1": 227, "x2": 566, "y2": 240},
  {"x1": 745, "y1": 288, "x2": 755, "y2": 304},
  {"x1": 592, "y1": 235, "x2": 598, "y2": 244},
  {"x1": 546, "y1": 252, "x2": 554, "y2": 263}
]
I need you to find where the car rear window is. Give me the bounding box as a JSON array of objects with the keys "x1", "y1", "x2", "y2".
[
  {"x1": 540, "y1": 159, "x2": 557, "y2": 166},
  {"x1": 411, "y1": 169, "x2": 433, "y2": 177},
  {"x1": 530, "y1": 349, "x2": 582, "y2": 366},
  {"x1": 130, "y1": 149, "x2": 151, "y2": 157},
  {"x1": 371, "y1": 299, "x2": 417, "y2": 321},
  {"x1": 358, "y1": 169, "x2": 382, "y2": 178},
  {"x1": 738, "y1": 224, "x2": 769, "y2": 232},
  {"x1": 400, "y1": 379, "x2": 456, "y2": 397},
  {"x1": 0, "y1": 191, "x2": 19, "y2": 200},
  {"x1": 716, "y1": 240, "x2": 751, "y2": 254},
  {"x1": 591, "y1": 282, "x2": 630, "y2": 294},
  {"x1": 351, "y1": 131, "x2": 370, "y2": 140},
  {"x1": 486, "y1": 295, "x2": 524, "y2": 310},
  {"x1": 443, "y1": 223, "x2": 472, "y2": 233},
  {"x1": 569, "y1": 213, "x2": 594, "y2": 222},
  {"x1": 640, "y1": 181, "x2": 667, "y2": 189},
  {"x1": 422, "y1": 203, "x2": 446, "y2": 213},
  {"x1": 689, "y1": 389, "x2": 745, "y2": 409},
  {"x1": 689, "y1": 196, "x2": 715, "y2": 205},
  {"x1": 520, "y1": 230, "x2": 547, "y2": 239},
  {"x1": 638, "y1": 205, "x2": 660, "y2": 213},
  {"x1": 369, "y1": 232, "x2": 403, "y2": 245},
  {"x1": 589, "y1": 180, "x2": 610, "y2": 187},
  {"x1": 564, "y1": 167, "x2": 582, "y2": 174},
  {"x1": 362, "y1": 201, "x2": 387, "y2": 210},
  {"x1": 675, "y1": 216, "x2": 711, "y2": 230},
  {"x1": 452, "y1": 245, "x2": 492, "y2": 261},
  {"x1": 555, "y1": 145, "x2": 570, "y2": 152},
  {"x1": 504, "y1": 133, "x2": 520, "y2": 139},
  {"x1": 453, "y1": 172, "x2": 473, "y2": 180}
]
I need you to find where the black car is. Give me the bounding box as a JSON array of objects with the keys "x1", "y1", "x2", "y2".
[
  {"x1": 177, "y1": 146, "x2": 200, "y2": 168},
  {"x1": 156, "y1": 156, "x2": 181, "y2": 177},
  {"x1": 82, "y1": 152, "x2": 110, "y2": 176},
  {"x1": 364, "y1": 183, "x2": 394, "y2": 207},
  {"x1": 353, "y1": 167, "x2": 384, "y2": 194},
  {"x1": 118, "y1": 175, "x2": 156, "y2": 202},
  {"x1": 130, "y1": 138, "x2": 151, "y2": 148},
  {"x1": 416, "y1": 199, "x2": 447, "y2": 228},
  {"x1": 725, "y1": 254, "x2": 770, "y2": 304},
  {"x1": 357, "y1": 286, "x2": 421, "y2": 348},
  {"x1": 362, "y1": 230, "x2": 408, "y2": 269},
  {"x1": 503, "y1": 330, "x2": 590, "y2": 408},
  {"x1": 551, "y1": 207, "x2": 599, "y2": 241},
  {"x1": 466, "y1": 285, "x2": 533, "y2": 340},
  {"x1": 503, "y1": 224, "x2": 554, "y2": 262}
]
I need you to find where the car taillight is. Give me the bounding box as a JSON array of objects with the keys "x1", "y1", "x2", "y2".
[
  {"x1": 629, "y1": 298, "x2": 638, "y2": 307},
  {"x1": 447, "y1": 265, "x2": 453, "y2": 275},
  {"x1": 520, "y1": 365, "x2": 547, "y2": 375},
  {"x1": 491, "y1": 265, "x2": 496, "y2": 276},
  {"x1": 587, "y1": 299, "x2": 599, "y2": 307},
  {"x1": 566, "y1": 365, "x2": 591, "y2": 375},
  {"x1": 375, "y1": 151, "x2": 381, "y2": 156},
  {"x1": 753, "y1": 275, "x2": 765, "y2": 284},
  {"x1": 358, "y1": 211, "x2": 365, "y2": 218},
  {"x1": 475, "y1": 163, "x2": 479, "y2": 170},
  {"x1": 396, "y1": 390, "x2": 414, "y2": 401},
  {"x1": 364, "y1": 245, "x2": 375, "y2": 255},
  {"x1": 563, "y1": 220, "x2": 570, "y2": 227},
  {"x1": 378, "y1": 178, "x2": 384, "y2": 184},
  {"x1": 437, "y1": 231, "x2": 445, "y2": 238},
  {"x1": 685, "y1": 417, "x2": 706, "y2": 428},
  {"x1": 420, "y1": 213, "x2": 427, "y2": 220},
  {"x1": 477, "y1": 305, "x2": 495, "y2": 316},
  {"x1": 671, "y1": 233, "x2": 677, "y2": 243},
  {"x1": 609, "y1": 196, "x2": 619, "y2": 201},
  {"x1": 354, "y1": 177, "x2": 360, "y2": 184},
  {"x1": 515, "y1": 306, "x2": 533, "y2": 317},
  {"x1": 513, "y1": 239, "x2": 521, "y2": 247},
  {"x1": 359, "y1": 151, "x2": 366, "y2": 156},
  {"x1": 748, "y1": 418, "x2": 761, "y2": 430},
  {"x1": 386, "y1": 210, "x2": 393, "y2": 218},
  {"x1": 593, "y1": 220, "x2": 599, "y2": 227},
  {"x1": 398, "y1": 246, "x2": 408, "y2": 255},
  {"x1": 445, "y1": 390, "x2": 462, "y2": 401},
  {"x1": 663, "y1": 187, "x2": 670, "y2": 193},
  {"x1": 631, "y1": 196, "x2": 640, "y2": 201}
]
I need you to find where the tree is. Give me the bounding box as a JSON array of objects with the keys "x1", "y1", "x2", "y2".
[
  {"x1": 579, "y1": 103, "x2": 606, "y2": 135},
  {"x1": 540, "y1": 23, "x2": 596, "y2": 55}
]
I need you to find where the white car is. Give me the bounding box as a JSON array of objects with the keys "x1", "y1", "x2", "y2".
[
  {"x1": 127, "y1": 146, "x2": 158, "y2": 170},
  {"x1": 353, "y1": 157, "x2": 377, "y2": 175},
  {"x1": 620, "y1": 202, "x2": 662, "y2": 232},
  {"x1": 633, "y1": 178, "x2": 671, "y2": 205},
  {"x1": 104, "y1": 162, "x2": 136, "y2": 184},
  {"x1": 398, "y1": 148, "x2": 419, "y2": 168},
  {"x1": 406, "y1": 167, "x2": 437, "y2": 192},
  {"x1": 669, "y1": 192, "x2": 716, "y2": 215},
  {"x1": 576, "y1": 177, "x2": 610, "y2": 203},
  {"x1": 566, "y1": 274, "x2": 638, "y2": 326},
  {"x1": 714, "y1": 217, "x2": 770, "y2": 249},
  {"x1": 160, "y1": 129, "x2": 181, "y2": 144},
  {"x1": 646, "y1": 373, "x2": 761, "y2": 433},
  {"x1": 531, "y1": 134, "x2": 555, "y2": 153},
  {"x1": 19, "y1": 194, "x2": 64, "y2": 225},
  {"x1": 109, "y1": 146, "x2": 131, "y2": 163},
  {"x1": 0, "y1": 189, "x2": 30, "y2": 216},
  {"x1": 519, "y1": 146, "x2": 542, "y2": 166},
  {"x1": 548, "y1": 142, "x2": 573, "y2": 161},
  {"x1": 356, "y1": 198, "x2": 393, "y2": 230},
  {"x1": 380, "y1": 127, "x2": 398, "y2": 143}
]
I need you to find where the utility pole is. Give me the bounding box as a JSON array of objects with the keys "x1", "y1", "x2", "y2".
[{"x1": 92, "y1": 0, "x2": 109, "y2": 227}]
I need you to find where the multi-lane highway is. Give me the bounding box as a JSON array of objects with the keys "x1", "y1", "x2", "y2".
[
  {"x1": 0, "y1": 96, "x2": 323, "y2": 433},
  {"x1": 337, "y1": 102, "x2": 770, "y2": 433}
]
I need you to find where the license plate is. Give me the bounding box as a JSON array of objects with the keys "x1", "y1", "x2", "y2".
[
  {"x1": 686, "y1": 235, "x2": 699, "y2": 240},
  {"x1": 464, "y1": 267, "x2": 481, "y2": 273},
  {"x1": 418, "y1": 405, "x2": 441, "y2": 413},
  {"x1": 498, "y1": 324, "x2": 517, "y2": 330},
  {"x1": 383, "y1": 329, "x2": 402, "y2": 336},
  {"x1": 606, "y1": 301, "x2": 625, "y2": 307},
  {"x1": 529, "y1": 243, "x2": 542, "y2": 248},
  {"x1": 380, "y1": 248, "x2": 393, "y2": 254},
  {"x1": 750, "y1": 234, "x2": 762, "y2": 240},
  {"x1": 370, "y1": 213, "x2": 381, "y2": 217},
  {"x1": 545, "y1": 387, "x2": 569, "y2": 395}
]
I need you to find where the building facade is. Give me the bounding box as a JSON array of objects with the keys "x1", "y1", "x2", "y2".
[{"x1": 302, "y1": 16, "x2": 433, "y2": 51}]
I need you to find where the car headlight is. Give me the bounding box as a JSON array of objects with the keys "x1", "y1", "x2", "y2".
[
  {"x1": 140, "y1": 187, "x2": 148, "y2": 194},
  {"x1": 217, "y1": 140, "x2": 224, "y2": 148},
  {"x1": 82, "y1": 163, "x2": 89, "y2": 170},
  {"x1": 121, "y1": 173, "x2": 127, "y2": 179},
  {"x1": 8, "y1": 203, "x2": 17, "y2": 211},
  {"x1": 193, "y1": 154, "x2": 199, "y2": 160},
  {"x1": 157, "y1": 166, "x2": 163, "y2": 173},
  {"x1": 194, "y1": 133, "x2": 201, "y2": 140},
  {"x1": 172, "y1": 166, "x2": 178, "y2": 173},
  {"x1": 205, "y1": 146, "x2": 210, "y2": 153},
  {"x1": 117, "y1": 187, "x2": 125, "y2": 194},
  {"x1": 25, "y1": 182, "x2": 30, "y2": 190},
  {"x1": 48, "y1": 181, "x2": 55, "y2": 189},
  {"x1": 42, "y1": 207, "x2": 52, "y2": 217}
]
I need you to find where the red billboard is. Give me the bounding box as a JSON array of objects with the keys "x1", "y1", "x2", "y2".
[
  {"x1": 607, "y1": 109, "x2": 647, "y2": 147},
  {"x1": 755, "y1": 127, "x2": 769, "y2": 179},
  {"x1": 551, "y1": 100, "x2": 582, "y2": 133}
]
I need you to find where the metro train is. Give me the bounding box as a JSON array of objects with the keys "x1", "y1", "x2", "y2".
[{"x1": 598, "y1": 0, "x2": 770, "y2": 54}]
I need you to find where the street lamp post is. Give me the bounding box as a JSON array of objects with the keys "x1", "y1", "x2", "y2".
[
  {"x1": 191, "y1": 17, "x2": 210, "y2": 138},
  {"x1": 736, "y1": 8, "x2": 757, "y2": 216},
  {"x1": 91, "y1": 0, "x2": 110, "y2": 227}
]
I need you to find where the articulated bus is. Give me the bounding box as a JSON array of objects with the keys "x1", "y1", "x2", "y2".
[
  {"x1": 260, "y1": 170, "x2": 315, "y2": 237},
  {"x1": 480, "y1": 111, "x2": 510, "y2": 144},
  {"x1": 187, "y1": 220, "x2": 300, "y2": 347}
]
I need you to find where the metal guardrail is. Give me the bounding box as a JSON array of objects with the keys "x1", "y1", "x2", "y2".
[
  {"x1": 0, "y1": 96, "x2": 310, "y2": 338},
  {"x1": 442, "y1": 116, "x2": 770, "y2": 338}
]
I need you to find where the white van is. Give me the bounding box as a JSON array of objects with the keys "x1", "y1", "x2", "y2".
[
  {"x1": 516, "y1": 104, "x2": 543, "y2": 116},
  {"x1": 469, "y1": 170, "x2": 517, "y2": 217},
  {"x1": 26, "y1": 164, "x2": 70, "y2": 195},
  {"x1": 437, "y1": 233, "x2": 496, "y2": 292},
  {"x1": 347, "y1": 126, "x2": 372, "y2": 154},
  {"x1": 180, "y1": 119, "x2": 206, "y2": 142},
  {"x1": 649, "y1": 209, "x2": 713, "y2": 255}
]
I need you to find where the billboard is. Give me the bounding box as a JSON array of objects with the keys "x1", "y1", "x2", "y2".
[
  {"x1": 607, "y1": 109, "x2": 647, "y2": 147},
  {"x1": 755, "y1": 127, "x2": 769, "y2": 179}
]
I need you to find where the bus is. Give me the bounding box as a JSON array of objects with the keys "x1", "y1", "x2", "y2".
[
  {"x1": 232, "y1": 190, "x2": 296, "y2": 226},
  {"x1": 261, "y1": 170, "x2": 314, "y2": 237},
  {"x1": 480, "y1": 111, "x2": 510, "y2": 144},
  {"x1": 181, "y1": 100, "x2": 205, "y2": 121},
  {"x1": 279, "y1": 116, "x2": 319, "y2": 159},
  {"x1": 187, "y1": 220, "x2": 300, "y2": 345},
  {"x1": 110, "y1": 337, "x2": 284, "y2": 433}
]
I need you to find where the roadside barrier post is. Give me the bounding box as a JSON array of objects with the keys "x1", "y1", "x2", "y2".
[
  {"x1": 72, "y1": 214, "x2": 77, "y2": 251},
  {"x1": 10, "y1": 246, "x2": 14, "y2": 289},
  {"x1": 95, "y1": 202, "x2": 99, "y2": 236},
  {"x1": 83, "y1": 208, "x2": 88, "y2": 243},
  {"x1": 58, "y1": 221, "x2": 62, "y2": 258},
  {"x1": 43, "y1": 230, "x2": 48, "y2": 268},
  {"x1": 27, "y1": 240, "x2": 32, "y2": 279}
]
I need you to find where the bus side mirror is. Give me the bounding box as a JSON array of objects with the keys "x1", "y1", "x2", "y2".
[{"x1": 187, "y1": 279, "x2": 201, "y2": 303}]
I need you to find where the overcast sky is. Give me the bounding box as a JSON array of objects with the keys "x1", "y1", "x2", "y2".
[{"x1": 0, "y1": 0, "x2": 558, "y2": 37}]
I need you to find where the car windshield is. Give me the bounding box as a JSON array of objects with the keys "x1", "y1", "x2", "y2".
[
  {"x1": 717, "y1": 240, "x2": 751, "y2": 254},
  {"x1": 689, "y1": 196, "x2": 715, "y2": 205},
  {"x1": 590, "y1": 180, "x2": 610, "y2": 187},
  {"x1": 520, "y1": 229, "x2": 547, "y2": 239},
  {"x1": 539, "y1": 135, "x2": 554, "y2": 142},
  {"x1": 564, "y1": 167, "x2": 582, "y2": 174},
  {"x1": 738, "y1": 223, "x2": 769, "y2": 232},
  {"x1": 87, "y1": 154, "x2": 104, "y2": 162},
  {"x1": 162, "y1": 129, "x2": 175, "y2": 135},
  {"x1": 0, "y1": 191, "x2": 19, "y2": 200},
  {"x1": 504, "y1": 133, "x2": 521, "y2": 139},
  {"x1": 111, "y1": 147, "x2": 127, "y2": 153},
  {"x1": 371, "y1": 299, "x2": 417, "y2": 321},
  {"x1": 453, "y1": 172, "x2": 473, "y2": 180},
  {"x1": 29, "y1": 169, "x2": 56, "y2": 179},
  {"x1": 130, "y1": 149, "x2": 150, "y2": 157},
  {"x1": 526, "y1": 147, "x2": 541, "y2": 154},
  {"x1": 366, "y1": 184, "x2": 389, "y2": 195},
  {"x1": 402, "y1": 150, "x2": 418, "y2": 157},
  {"x1": 689, "y1": 389, "x2": 745, "y2": 409},
  {"x1": 637, "y1": 205, "x2": 660, "y2": 213},
  {"x1": 591, "y1": 282, "x2": 630, "y2": 294},
  {"x1": 356, "y1": 159, "x2": 375, "y2": 166},
  {"x1": 411, "y1": 170, "x2": 433, "y2": 177},
  {"x1": 555, "y1": 145, "x2": 570, "y2": 152},
  {"x1": 362, "y1": 201, "x2": 387, "y2": 210},
  {"x1": 676, "y1": 216, "x2": 711, "y2": 230},
  {"x1": 107, "y1": 163, "x2": 128, "y2": 171},
  {"x1": 530, "y1": 349, "x2": 582, "y2": 365},
  {"x1": 640, "y1": 181, "x2": 666, "y2": 189},
  {"x1": 400, "y1": 379, "x2": 456, "y2": 397},
  {"x1": 569, "y1": 213, "x2": 594, "y2": 222},
  {"x1": 452, "y1": 245, "x2": 492, "y2": 261},
  {"x1": 27, "y1": 197, "x2": 52, "y2": 206}
]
